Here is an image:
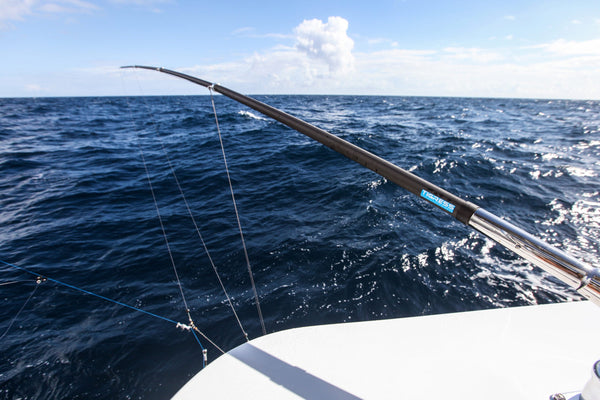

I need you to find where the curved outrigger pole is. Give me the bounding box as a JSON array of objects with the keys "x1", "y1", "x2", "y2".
[{"x1": 122, "y1": 65, "x2": 600, "y2": 306}]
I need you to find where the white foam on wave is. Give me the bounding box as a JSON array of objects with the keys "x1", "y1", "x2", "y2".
[
  {"x1": 538, "y1": 195, "x2": 600, "y2": 266},
  {"x1": 565, "y1": 166, "x2": 596, "y2": 178},
  {"x1": 238, "y1": 110, "x2": 268, "y2": 121},
  {"x1": 367, "y1": 177, "x2": 386, "y2": 190}
]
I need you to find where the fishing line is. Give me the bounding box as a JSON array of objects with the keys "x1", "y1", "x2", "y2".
[
  {"x1": 122, "y1": 68, "x2": 254, "y2": 340},
  {"x1": 134, "y1": 138, "x2": 223, "y2": 355},
  {"x1": 137, "y1": 142, "x2": 194, "y2": 322},
  {"x1": 0, "y1": 280, "x2": 29, "y2": 286},
  {"x1": 158, "y1": 140, "x2": 249, "y2": 341},
  {"x1": 121, "y1": 66, "x2": 268, "y2": 337},
  {"x1": 0, "y1": 277, "x2": 43, "y2": 341},
  {"x1": 120, "y1": 69, "x2": 229, "y2": 353},
  {"x1": 120, "y1": 70, "x2": 193, "y2": 323},
  {"x1": 0, "y1": 258, "x2": 191, "y2": 330},
  {"x1": 209, "y1": 86, "x2": 267, "y2": 336}
]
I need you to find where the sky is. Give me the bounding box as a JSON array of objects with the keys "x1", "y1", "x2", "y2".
[{"x1": 1, "y1": 0, "x2": 600, "y2": 99}]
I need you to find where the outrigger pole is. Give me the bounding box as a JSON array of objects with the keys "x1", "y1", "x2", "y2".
[{"x1": 122, "y1": 65, "x2": 600, "y2": 306}]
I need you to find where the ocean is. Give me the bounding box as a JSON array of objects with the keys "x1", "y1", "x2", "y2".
[{"x1": 1, "y1": 94, "x2": 599, "y2": 399}]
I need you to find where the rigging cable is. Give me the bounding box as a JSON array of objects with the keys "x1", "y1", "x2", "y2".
[{"x1": 209, "y1": 86, "x2": 267, "y2": 335}]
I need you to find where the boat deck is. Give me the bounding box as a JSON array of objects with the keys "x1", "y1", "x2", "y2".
[{"x1": 173, "y1": 301, "x2": 599, "y2": 399}]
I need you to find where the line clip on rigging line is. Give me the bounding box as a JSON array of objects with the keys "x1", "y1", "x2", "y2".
[{"x1": 176, "y1": 322, "x2": 192, "y2": 331}]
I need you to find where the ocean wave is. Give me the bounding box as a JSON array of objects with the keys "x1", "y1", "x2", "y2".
[
  {"x1": 1, "y1": 95, "x2": 598, "y2": 399},
  {"x1": 238, "y1": 110, "x2": 269, "y2": 121}
]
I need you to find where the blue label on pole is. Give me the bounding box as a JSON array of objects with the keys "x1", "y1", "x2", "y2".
[{"x1": 420, "y1": 189, "x2": 456, "y2": 213}]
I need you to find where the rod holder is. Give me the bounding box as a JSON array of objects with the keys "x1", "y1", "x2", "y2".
[{"x1": 581, "y1": 361, "x2": 600, "y2": 400}]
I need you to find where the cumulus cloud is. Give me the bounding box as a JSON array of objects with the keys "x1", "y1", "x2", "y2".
[
  {"x1": 183, "y1": 48, "x2": 326, "y2": 94},
  {"x1": 183, "y1": 16, "x2": 356, "y2": 92},
  {"x1": 178, "y1": 16, "x2": 598, "y2": 98},
  {"x1": 294, "y1": 16, "x2": 355, "y2": 75},
  {"x1": 84, "y1": 17, "x2": 600, "y2": 99}
]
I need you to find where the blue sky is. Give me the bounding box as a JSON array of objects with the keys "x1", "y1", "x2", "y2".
[{"x1": 1, "y1": 0, "x2": 600, "y2": 98}]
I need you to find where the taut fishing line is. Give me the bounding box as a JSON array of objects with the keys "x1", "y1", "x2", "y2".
[
  {"x1": 208, "y1": 86, "x2": 267, "y2": 335},
  {"x1": 122, "y1": 68, "x2": 265, "y2": 338},
  {"x1": 120, "y1": 70, "x2": 217, "y2": 357}
]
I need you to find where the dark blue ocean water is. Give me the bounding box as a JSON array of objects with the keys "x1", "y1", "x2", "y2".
[{"x1": 1, "y1": 94, "x2": 599, "y2": 399}]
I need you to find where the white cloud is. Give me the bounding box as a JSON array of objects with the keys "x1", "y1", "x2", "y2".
[
  {"x1": 0, "y1": 0, "x2": 37, "y2": 24},
  {"x1": 366, "y1": 37, "x2": 400, "y2": 48},
  {"x1": 294, "y1": 16, "x2": 355, "y2": 75},
  {"x1": 19, "y1": 17, "x2": 599, "y2": 99},
  {"x1": 442, "y1": 47, "x2": 503, "y2": 63},
  {"x1": 0, "y1": 0, "x2": 97, "y2": 25},
  {"x1": 108, "y1": 0, "x2": 172, "y2": 13},
  {"x1": 180, "y1": 16, "x2": 356, "y2": 93},
  {"x1": 533, "y1": 38, "x2": 600, "y2": 56},
  {"x1": 25, "y1": 83, "x2": 44, "y2": 92},
  {"x1": 109, "y1": 0, "x2": 170, "y2": 6},
  {"x1": 367, "y1": 37, "x2": 390, "y2": 46},
  {"x1": 231, "y1": 26, "x2": 291, "y2": 40},
  {"x1": 0, "y1": 0, "x2": 165, "y2": 26},
  {"x1": 174, "y1": 27, "x2": 600, "y2": 99},
  {"x1": 39, "y1": 0, "x2": 98, "y2": 14},
  {"x1": 346, "y1": 37, "x2": 600, "y2": 98},
  {"x1": 183, "y1": 48, "x2": 328, "y2": 93},
  {"x1": 232, "y1": 26, "x2": 254, "y2": 36}
]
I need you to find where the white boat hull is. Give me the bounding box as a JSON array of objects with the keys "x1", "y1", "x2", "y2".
[{"x1": 173, "y1": 301, "x2": 599, "y2": 399}]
